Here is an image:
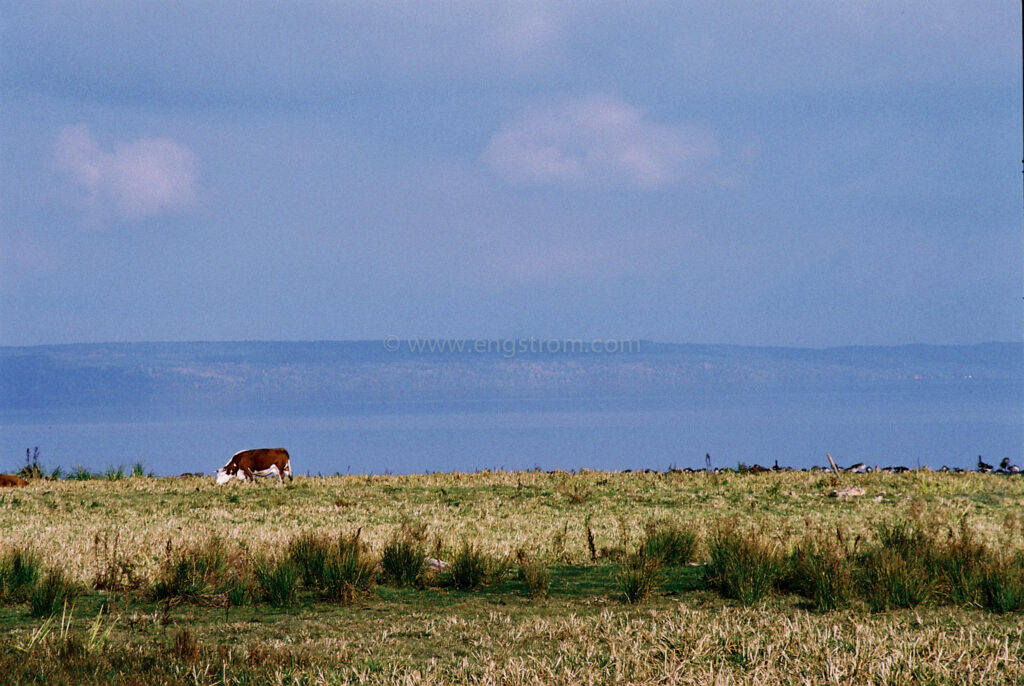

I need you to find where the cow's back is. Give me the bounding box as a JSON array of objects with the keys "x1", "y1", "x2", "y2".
[{"x1": 233, "y1": 448, "x2": 289, "y2": 470}]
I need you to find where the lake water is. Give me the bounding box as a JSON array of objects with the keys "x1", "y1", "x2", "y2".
[{"x1": 1, "y1": 386, "x2": 1020, "y2": 476}]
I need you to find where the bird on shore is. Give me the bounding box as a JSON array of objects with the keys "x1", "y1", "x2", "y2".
[
  {"x1": 977, "y1": 456, "x2": 993, "y2": 473},
  {"x1": 998, "y1": 458, "x2": 1020, "y2": 474}
]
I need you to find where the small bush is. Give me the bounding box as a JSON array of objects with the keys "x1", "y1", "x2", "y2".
[
  {"x1": 254, "y1": 557, "x2": 299, "y2": 607},
  {"x1": 380, "y1": 536, "x2": 425, "y2": 587},
  {"x1": 152, "y1": 537, "x2": 229, "y2": 602},
  {"x1": 320, "y1": 531, "x2": 375, "y2": 603},
  {"x1": 617, "y1": 550, "x2": 661, "y2": 604},
  {"x1": 29, "y1": 569, "x2": 80, "y2": 617},
  {"x1": 643, "y1": 519, "x2": 698, "y2": 566},
  {"x1": 0, "y1": 548, "x2": 42, "y2": 602},
  {"x1": 705, "y1": 526, "x2": 783, "y2": 605},
  {"x1": 449, "y1": 540, "x2": 491, "y2": 590}
]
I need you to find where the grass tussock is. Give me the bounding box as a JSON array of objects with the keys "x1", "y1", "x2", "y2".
[
  {"x1": 319, "y1": 530, "x2": 376, "y2": 603},
  {"x1": 380, "y1": 535, "x2": 426, "y2": 587},
  {"x1": 0, "y1": 547, "x2": 43, "y2": 602},
  {"x1": 643, "y1": 518, "x2": 698, "y2": 566},
  {"x1": 286, "y1": 532, "x2": 333, "y2": 587},
  {"x1": 617, "y1": 549, "x2": 661, "y2": 604},
  {"x1": 91, "y1": 532, "x2": 144, "y2": 593},
  {"x1": 515, "y1": 549, "x2": 551, "y2": 599},
  {"x1": 705, "y1": 524, "x2": 784, "y2": 606},
  {"x1": 979, "y1": 553, "x2": 1024, "y2": 613},
  {"x1": 254, "y1": 556, "x2": 300, "y2": 607},
  {"x1": 152, "y1": 536, "x2": 232, "y2": 603},
  {"x1": 784, "y1": 534, "x2": 857, "y2": 613},
  {"x1": 449, "y1": 540, "x2": 496, "y2": 590},
  {"x1": 29, "y1": 569, "x2": 80, "y2": 617}
]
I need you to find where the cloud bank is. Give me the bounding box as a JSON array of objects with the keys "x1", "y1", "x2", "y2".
[
  {"x1": 483, "y1": 95, "x2": 719, "y2": 190},
  {"x1": 54, "y1": 124, "x2": 196, "y2": 221}
]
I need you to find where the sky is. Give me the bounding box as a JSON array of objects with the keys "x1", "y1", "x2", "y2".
[{"x1": 1, "y1": 1, "x2": 1021, "y2": 348}]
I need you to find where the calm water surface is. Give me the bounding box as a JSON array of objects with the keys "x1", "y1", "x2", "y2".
[{"x1": 1, "y1": 388, "x2": 1019, "y2": 476}]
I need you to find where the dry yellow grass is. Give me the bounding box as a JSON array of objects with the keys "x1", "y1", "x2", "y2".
[
  {"x1": 2, "y1": 469, "x2": 1021, "y2": 585},
  {"x1": 1, "y1": 470, "x2": 1022, "y2": 684}
]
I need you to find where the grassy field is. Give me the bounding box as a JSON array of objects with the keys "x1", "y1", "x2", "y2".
[{"x1": 1, "y1": 469, "x2": 1023, "y2": 684}]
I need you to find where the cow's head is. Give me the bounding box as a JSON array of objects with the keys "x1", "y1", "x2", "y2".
[{"x1": 215, "y1": 466, "x2": 238, "y2": 484}]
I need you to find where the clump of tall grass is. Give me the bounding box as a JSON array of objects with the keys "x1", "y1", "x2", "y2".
[
  {"x1": 617, "y1": 548, "x2": 661, "y2": 604},
  {"x1": 103, "y1": 465, "x2": 127, "y2": 481},
  {"x1": 979, "y1": 553, "x2": 1024, "y2": 613},
  {"x1": 286, "y1": 530, "x2": 376, "y2": 602},
  {"x1": 319, "y1": 531, "x2": 376, "y2": 603},
  {"x1": 287, "y1": 533, "x2": 333, "y2": 587},
  {"x1": 927, "y1": 521, "x2": 989, "y2": 607},
  {"x1": 18, "y1": 447, "x2": 45, "y2": 480},
  {"x1": 449, "y1": 540, "x2": 494, "y2": 590},
  {"x1": 784, "y1": 535, "x2": 857, "y2": 612},
  {"x1": 856, "y1": 519, "x2": 935, "y2": 611},
  {"x1": 704, "y1": 525, "x2": 784, "y2": 605},
  {"x1": 152, "y1": 537, "x2": 231, "y2": 602},
  {"x1": 66, "y1": 465, "x2": 96, "y2": 481},
  {"x1": 129, "y1": 462, "x2": 151, "y2": 478},
  {"x1": 91, "y1": 532, "x2": 144, "y2": 593},
  {"x1": 515, "y1": 549, "x2": 551, "y2": 599},
  {"x1": 643, "y1": 519, "x2": 698, "y2": 566},
  {"x1": 857, "y1": 547, "x2": 933, "y2": 611},
  {"x1": 0, "y1": 547, "x2": 43, "y2": 602},
  {"x1": 254, "y1": 556, "x2": 299, "y2": 607},
  {"x1": 380, "y1": 535, "x2": 425, "y2": 587},
  {"x1": 29, "y1": 569, "x2": 80, "y2": 617}
]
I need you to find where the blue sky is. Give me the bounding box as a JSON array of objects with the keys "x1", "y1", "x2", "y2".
[{"x1": 1, "y1": 1, "x2": 1021, "y2": 347}]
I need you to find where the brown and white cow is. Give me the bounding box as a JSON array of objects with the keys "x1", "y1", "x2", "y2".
[
  {"x1": 216, "y1": 448, "x2": 293, "y2": 484},
  {"x1": 0, "y1": 474, "x2": 29, "y2": 487}
]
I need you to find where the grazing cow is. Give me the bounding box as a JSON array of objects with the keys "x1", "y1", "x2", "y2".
[
  {"x1": 216, "y1": 448, "x2": 293, "y2": 484},
  {"x1": 0, "y1": 474, "x2": 29, "y2": 487}
]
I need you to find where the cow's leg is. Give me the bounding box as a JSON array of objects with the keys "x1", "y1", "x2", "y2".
[{"x1": 242, "y1": 466, "x2": 254, "y2": 482}]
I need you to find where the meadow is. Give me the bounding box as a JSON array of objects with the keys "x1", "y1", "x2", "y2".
[{"x1": 1, "y1": 468, "x2": 1023, "y2": 684}]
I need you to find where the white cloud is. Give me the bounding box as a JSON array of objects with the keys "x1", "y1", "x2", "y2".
[
  {"x1": 482, "y1": 95, "x2": 719, "y2": 190},
  {"x1": 54, "y1": 124, "x2": 196, "y2": 220}
]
